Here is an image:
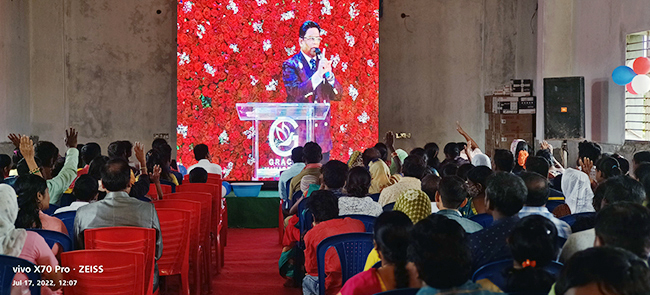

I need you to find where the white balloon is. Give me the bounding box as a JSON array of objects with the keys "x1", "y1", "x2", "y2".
[
  {"x1": 627, "y1": 59, "x2": 636, "y2": 68},
  {"x1": 632, "y1": 75, "x2": 650, "y2": 94}
]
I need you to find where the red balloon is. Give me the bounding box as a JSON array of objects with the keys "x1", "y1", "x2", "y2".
[
  {"x1": 627, "y1": 82, "x2": 638, "y2": 95},
  {"x1": 633, "y1": 57, "x2": 650, "y2": 75}
]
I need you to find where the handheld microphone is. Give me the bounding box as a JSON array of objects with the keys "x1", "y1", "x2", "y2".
[{"x1": 314, "y1": 48, "x2": 322, "y2": 57}]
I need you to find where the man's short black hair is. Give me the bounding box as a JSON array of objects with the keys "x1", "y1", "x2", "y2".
[
  {"x1": 410, "y1": 148, "x2": 428, "y2": 164},
  {"x1": 636, "y1": 162, "x2": 650, "y2": 182},
  {"x1": 443, "y1": 143, "x2": 460, "y2": 158},
  {"x1": 193, "y1": 144, "x2": 209, "y2": 161},
  {"x1": 152, "y1": 138, "x2": 168, "y2": 150},
  {"x1": 402, "y1": 156, "x2": 426, "y2": 179},
  {"x1": 634, "y1": 151, "x2": 650, "y2": 165},
  {"x1": 73, "y1": 174, "x2": 99, "y2": 202},
  {"x1": 578, "y1": 140, "x2": 602, "y2": 163},
  {"x1": 601, "y1": 176, "x2": 646, "y2": 205},
  {"x1": 35, "y1": 141, "x2": 59, "y2": 168},
  {"x1": 299, "y1": 21, "x2": 321, "y2": 38},
  {"x1": 306, "y1": 190, "x2": 338, "y2": 223},
  {"x1": 101, "y1": 158, "x2": 132, "y2": 192},
  {"x1": 555, "y1": 247, "x2": 650, "y2": 295},
  {"x1": 456, "y1": 163, "x2": 474, "y2": 181},
  {"x1": 291, "y1": 147, "x2": 304, "y2": 163},
  {"x1": 535, "y1": 149, "x2": 554, "y2": 167},
  {"x1": 421, "y1": 174, "x2": 441, "y2": 202},
  {"x1": 408, "y1": 214, "x2": 471, "y2": 289},
  {"x1": 438, "y1": 176, "x2": 469, "y2": 209},
  {"x1": 520, "y1": 172, "x2": 549, "y2": 206},
  {"x1": 526, "y1": 156, "x2": 550, "y2": 179},
  {"x1": 321, "y1": 160, "x2": 348, "y2": 189},
  {"x1": 485, "y1": 172, "x2": 527, "y2": 216},
  {"x1": 107, "y1": 140, "x2": 132, "y2": 160},
  {"x1": 88, "y1": 156, "x2": 110, "y2": 181},
  {"x1": 466, "y1": 166, "x2": 493, "y2": 188},
  {"x1": 596, "y1": 202, "x2": 650, "y2": 259},
  {"x1": 189, "y1": 167, "x2": 208, "y2": 183},
  {"x1": 374, "y1": 143, "x2": 388, "y2": 161},
  {"x1": 303, "y1": 142, "x2": 322, "y2": 164},
  {"x1": 362, "y1": 148, "x2": 381, "y2": 167},
  {"x1": 493, "y1": 149, "x2": 514, "y2": 172},
  {"x1": 0, "y1": 154, "x2": 12, "y2": 171},
  {"x1": 81, "y1": 143, "x2": 102, "y2": 166}
]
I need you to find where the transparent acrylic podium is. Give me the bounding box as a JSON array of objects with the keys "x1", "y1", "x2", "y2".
[{"x1": 236, "y1": 103, "x2": 330, "y2": 180}]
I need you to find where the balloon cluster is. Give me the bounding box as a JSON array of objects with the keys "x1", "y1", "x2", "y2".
[{"x1": 612, "y1": 57, "x2": 650, "y2": 95}]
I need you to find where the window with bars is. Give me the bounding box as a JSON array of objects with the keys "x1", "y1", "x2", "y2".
[{"x1": 625, "y1": 31, "x2": 650, "y2": 141}]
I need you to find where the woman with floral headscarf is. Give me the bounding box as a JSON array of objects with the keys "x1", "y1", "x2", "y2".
[
  {"x1": 0, "y1": 184, "x2": 62, "y2": 294},
  {"x1": 394, "y1": 189, "x2": 432, "y2": 224}
]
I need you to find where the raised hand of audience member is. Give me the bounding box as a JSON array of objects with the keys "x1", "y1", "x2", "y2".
[
  {"x1": 384, "y1": 131, "x2": 396, "y2": 152},
  {"x1": 20, "y1": 135, "x2": 42, "y2": 177},
  {"x1": 541, "y1": 140, "x2": 552, "y2": 151},
  {"x1": 64, "y1": 128, "x2": 78, "y2": 148},
  {"x1": 456, "y1": 121, "x2": 479, "y2": 150},
  {"x1": 150, "y1": 164, "x2": 163, "y2": 200},
  {"x1": 134, "y1": 142, "x2": 146, "y2": 172},
  {"x1": 578, "y1": 157, "x2": 596, "y2": 185},
  {"x1": 8, "y1": 133, "x2": 21, "y2": 148}
]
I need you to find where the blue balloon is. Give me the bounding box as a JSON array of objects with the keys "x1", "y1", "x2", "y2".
[{"x1": 612, "y1": 66, "x2": 637, "y2": 85}]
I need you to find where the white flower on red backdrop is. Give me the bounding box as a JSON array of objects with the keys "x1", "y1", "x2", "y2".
[
  {"x1": 367, "y1": 59, "x2": 375, "y2": 67},
  {"x1": 250, "y1": 75, "x2": 258, "y2": 86},
  {"x1": 349, "y1": 84, "x2": 359, "y2": 101},
  {"x1": 341, "y1": 62, "x2": 348, "y2": 72},
  {"x1": 375, "y1": 37, "x2": 379, "y2": 44},
  {"x1": 374, "y1": 9, "x2": 380, "y2": 21},
  {"x1": 243, "y1": 126, "x2": 255, "y2": 139},
  {"x1": 229, "y1": 44, "x2": 239, "y2": 53},
  {"x1": 247, "y1": 154, "x2": 255, "y2": 165},
  {"x1": 321, "y1": 0, "x2": 333, "y2": 15},
  {"x1": 197, "y1": 24, "x2": 206, "y2": 39},
  {"x1": 339, "y1": 124, "x2": 348, "y2": 133},
  {"x1": 182, "y1": 1, "x2": 193, "y2": 13},
  {"x1": 345, "y1": 32, "x2": 355, "y2": 47},
  {"x1": 263, "y1": 40, "x2": 272, "y2": 51},
  {"x1": 285, "y1": 46, "x2": 296, "y2": 56},
  {"x1": 177, "y1": 52, "x2": 190, "y2": 66},
  {"x1": 331, "y1": 54, "x2": 340, "y2": 68},
  {"x1": 320, "y1": 29, "x2": 328, "y2": 36},
  {"x1": 219, "y1": 131, "x2": 229, "y2": 144},
  {"x1": 266, "y1": 79, "x2": 279, "y2": 91},
  {"x1": 348, "y1": 148, "x2": 354, "y2": 156},
  {"x1": 281, "y1": 11, "x2": 295, "y2": 21},
  {"x1": 252, "y1": 21, "x2": 263, "y2": 33},
  {"x1": 223, "y1": 162, "x2": 234, "y2": 177},
  {"x1": 349, "y1": 3, "x2": 360, "y2": 20},
  {"x1": 357, "y1": 111, "x2": 370, "y2": 123},
  {"x1": 226, "y1": 0, "x2": 239, "y2": 14},
  {"x1": 176, "y1": 124, "x2": 188, "y2": 138},
  {"x1": 204, "y1": 63, "x2": 216, "y2": 76},
  {"x1": 256, "y1": 0, "x2": 267, "y2": 6}
]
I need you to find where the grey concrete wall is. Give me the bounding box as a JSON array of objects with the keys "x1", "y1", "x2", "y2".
[{"x1": 379, "y1": 0, "x2": 538, "y2": 152}]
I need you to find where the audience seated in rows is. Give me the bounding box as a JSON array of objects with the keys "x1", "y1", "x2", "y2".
[
  {"x1": 302, "y1": 190, "x2": 365, "y2": 295},
  {"x1": 460, "y1": 166, "x2": 493, "y2": 218},
  {"x1": 278, "y1": 147, "x2": 305, "y2": 202},
  {"x1": 378, "y1": 156, "x2": 426, "y2": 206},
  {"x1": 339, "y1": 166, "x2": 382, "y2": 217},
  {"x1": 434, "y1": 176, "x2": 483, "y2": 233},
  {"x1": 420, "y1": 174, "x2": 441, "y2": 214},
  {"x1": 518, "y1": 172, "x2": 572, "y2": 239},
  {"x1": 289, "y1": 142, "x2": 323, "y2": 200},
  {"x1": 364, "y1": 147, "x2": 392, "y2": 195},
  {"x1": 29, "y1": 129, "x2": 80, "y2": 205},
  {"x1": 107, "y1": 140, "x2": 151, "y2": 199},
  {"x1": 525, "y1": 156, "x2": 566, "y2": 201},
  {"x1": 54, "y1": 174, "x2": 98, "y2": 214}
]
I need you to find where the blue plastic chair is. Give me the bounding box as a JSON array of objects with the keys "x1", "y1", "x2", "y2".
[
  {"x1": 41, "y1": 204, "x2": 60, "y2": 216},
  {"x1": 559, "y1": 212, "x2": 596, "y2": 227},
  {"x1": 374, "y1": 288, "x2": 420, "y2": 295},
  {"x1": 369, "y1": 193, "x2": 380, "y2": 202},
  {"x1": 282, "y1": 178, "x2": 293, "y2": 211},
  {"x1": 298, "y1": 199, "x2": 313, "y2": 249},
  {"x1": 341, "y1": 215, "x2": 377, "y2": 233},
  {"x1": 53, "y1": 211, "x2": 76, "y2": 245},
  {"x1": 545, "y1": 200, "x2": 565, "y2": 213},
  {"x1": 472, "y1": 259, "x2": 563, "y2": 290},
  {"x1": 317, "y1": 232, "x2": 374, "y2": 295},
  {"x1": 0, "y1": 254, "x2": 41, "y2": 295},
  {"x1": 382, "y1": 203, "x2": 395, "y2": 212},
  {"x1": 469, "y1": 213, "x2": 493, "y2": 228},
  {"x1": 26, "y1": 229, "x2": 73, "y2": 253}
]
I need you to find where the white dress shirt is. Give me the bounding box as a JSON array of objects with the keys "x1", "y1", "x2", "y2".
[{"x1": 188, "y1": 159, "x2": 222, "y2": 175}]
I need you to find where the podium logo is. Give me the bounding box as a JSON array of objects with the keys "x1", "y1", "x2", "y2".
[{"x1": 268, "y1": 117, "x2": 299, "y2": 157}]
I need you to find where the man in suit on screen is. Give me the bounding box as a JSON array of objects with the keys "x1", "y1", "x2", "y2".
[{"x1": 283, "y1": 21, "x2": 343, "y2": 162}]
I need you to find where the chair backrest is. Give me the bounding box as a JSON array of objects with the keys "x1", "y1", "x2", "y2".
[
  {"x1": 340, "y1": 215, "x2": 376, "y2": 233},
  {"x1": 292, "y1": 190, "x2": 302, "y2": 203},
  {"x1": 374, "y1": 288, "x2": 420, "y2": 295},
  {"x1": 155, "y1": 209, "x2": 191, "y2": 277},
  {"x1": 382, "y1": 203, "x2": 395, "y2": 212},
  {"x1": 42, "y1": 204, "x2": 60, "y2": 216},
  {"x1": 207, "y1": 173, "x2": 222, "y2": 185},
  {"x1": 83, "y1": 227, "x2": 156, "y2": 295},
  {"x1": 153, "y1": 199, "x2": 201, "y2": 267},
  {"x1": 27, "y1": 228, "x2": 73, "y2": 253},
  {"x1": 284, "y1": 178, "x2": 293, "y2": 202},
  {"x1": 163, "y1": 193, "x2": 212, "y2": 248},
  {"x1": 298, "y1": 198, "x2": 313, "y2": 242},
  {"x1": 0, "y1": 254, "x2": 41, "y2": 295},
  {"x1": 147, "y1": 184, "x2": 172, "y2": 200},
  {"x1": 176, "y1": 183, "x2": 222, "y2": 237},
  {"x1": 53, "y1": 211, "x2": 76, "y2": 243},
  {"x1": 61, "y1": 249, "x2": 145, "y2": 295},
  {"x1": 469, "y1": 213, "x2": 493, "y2": 228},
  {"x1": 316, "y1": 232, "x2": 374, "y2": 295},
  {"x1": 472, "y1": 259, "x2": 564, "y2": 290},
  {"x1": 369, "y1": 193, "x2": 380, "y2": 202},
  {"x1": 560, "y1": 212, "x2": 596, "y2": 227}
]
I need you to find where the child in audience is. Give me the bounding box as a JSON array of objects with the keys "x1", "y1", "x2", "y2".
[
  {"x1": 53, "y1": 174, "x2": 98, "y2": 214},
  {"x1": 460, "y1": 166, "x2": 493, "y2": 218},
  {"x1": 504, "y1": 215, "x2": 559, "y2": 293},
  {"x1": 595, "y1": 156, "x2": 622, "y2": 184},
  {"x1": 339, "y1": 211, "x2": 415, "y2": 295},
  {"x1": 555, "y1": 247, "x2": 650, "y2": 295},
  {"x1": 409, "y1": 214, "x2": 499, "y2": 295},
  {"x1": 339, "y1": 166, "x2": 382, "y2": 217},
  {"x1": 302, "y1": 190, "x2": 365, "y2": 295},
  {"x1": 188, "y1": 167, "x2": 208, "y2": 183}
]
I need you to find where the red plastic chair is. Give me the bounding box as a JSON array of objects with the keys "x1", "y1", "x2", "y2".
[
  {"x1": 155, "y1": 209, "x2": 191, "y2": 295},
  {"x1": 84, "y1": 227, "x2": 156, "y2": 295},
  {"x1": 163, "y1": 192, "x2": 213, "y2": 289},
  {"x1": 61, "y1": 249, "x2": 145, "y2": 295},
  {"x1": 147, "y1": 184, "x2": 172, "y2": 200},
  {"x1": 153, "y1": 199, "x2": 202, "y2": 295},
  {"x1": 176, "y1": 183, "x2": 225, "y2": 272}
]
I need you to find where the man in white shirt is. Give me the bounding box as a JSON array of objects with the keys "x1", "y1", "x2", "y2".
[
  {"x1": 278, "y1": 147, "x2": 305, "y2": 202},
  {"x1": 188, "y1": 144, "x2": 222, "y2": 175}
]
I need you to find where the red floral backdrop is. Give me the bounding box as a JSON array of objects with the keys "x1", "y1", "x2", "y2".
[{"x1": 177, "y1": 0, "x2": 379, "y2": 180}]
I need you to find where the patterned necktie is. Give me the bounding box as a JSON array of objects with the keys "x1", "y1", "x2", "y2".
[{"x1": 310, "y1": 59, "x2": 317, "y2": 71}]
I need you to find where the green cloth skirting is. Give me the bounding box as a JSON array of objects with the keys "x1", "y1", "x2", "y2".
[{"x1": 226, "y1": 196, "x2": 280, "y2": 228}]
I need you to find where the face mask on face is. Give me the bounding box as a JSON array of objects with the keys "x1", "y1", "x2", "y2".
[{"x1": 466, "y1": 183, "x2": 480, "y2": 198}]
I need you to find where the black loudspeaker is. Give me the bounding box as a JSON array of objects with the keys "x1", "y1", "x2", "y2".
[{"x1": 544, "y1": 77, "x2": 585, "y2": 139}]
